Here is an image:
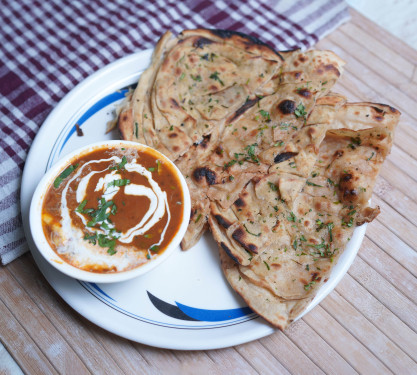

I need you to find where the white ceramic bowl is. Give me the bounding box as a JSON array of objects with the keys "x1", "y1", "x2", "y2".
[{"x1": 30, "y1": 140, "x2": 191, "y2": 283}]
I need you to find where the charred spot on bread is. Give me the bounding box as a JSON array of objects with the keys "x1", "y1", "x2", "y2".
[
  {"x1": 234, "y1": 197, "x2": 246, "y2": 207},
  {"x1": 296, "y1": 88, "x2": 312, "y2": 99},
  {"x1": 220, "y1": 242, "x2": 239, "y2": 263},
  {"x1": 232, "y1": 228, "x2": 258, "y2": 253},
  {"x1": 193, "y1": 167, "x2": 217, "y2": 185},
  {"x1": 229, "y1": 97, "x2": 260, "y2": 122},
  {"x1": 193, "y1": 37, "x2": 214, "y2": 49},
  {"x1": 274, "y1": 152, "x2": 298, "y2": 163},
  {"x1": 209, "y1": 29, "x2": 283, "y2": 59},
  {"x1": 214, "y1": 214, "x2": 232, "y2": 229},
  {"x1": 277, "y1": 100, "x2": 296, "y2": 115}
]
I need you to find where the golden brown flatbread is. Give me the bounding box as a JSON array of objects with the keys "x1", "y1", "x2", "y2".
[
  {"x1": 118, "y1": 29, "x2": 400, "y2": 329},
  {"x1": 119, "y1": 29, "x2": 283, "y2": 161},
  {"x1": 210, "y1": 122, "x2": 398, "y2": 329}
]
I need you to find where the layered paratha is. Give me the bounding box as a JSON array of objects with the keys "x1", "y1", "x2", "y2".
[
  {"x1": 118, "y1": 29, "x2": 400, "y2": 329},
  {"x1": 119, "y1": 29, "x2": 283, "y2": 161},
  {"x1": 210, "y1": 122, "x2": 397, "y2": 328}
]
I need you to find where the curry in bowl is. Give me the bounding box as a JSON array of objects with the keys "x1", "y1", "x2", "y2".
[{"x1": 38, "y1": 142, "x2": 188, "y2": 275}]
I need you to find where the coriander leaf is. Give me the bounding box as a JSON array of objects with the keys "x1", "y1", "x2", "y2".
[
  {"x1": 268, "y1": 182, "x2": 278, "y2": 191},
  {"x1": 107, "y1": 179, "x2": 131, "y2": 188},
  {"x1": 190, "y1": 74, "x2": 202, "y2": 82},
  {"x1": 258, "y1": 109, "x2": 270, "y2": 121},
  {"x1": 287, "y1": 211, "x2": 297, "y2": 222},
  {"x1": 327, "y1": 222, "x2": 334, "y2": 242},
  {"x1": 306, "y1": 180, "x2": 323, "y2": 187},
  {"x1": 209, "y1": 71, "x2": 224, "y2": 86},
  {"x1": 110, "y1": 156, "x2": 127, "y2": 171},
  {"x1": 245, "y1": 143, "x2": 259, "y2": 163},
  {"x1": 294, "y1": 103, "x2": 307, "y2": 119},
  {"x1": 150, "y1": 245, "x2": 160, "y2": 252},
  {"x1": 243, "y1": 224, "x2": 261, "y2": 237},
  {"x1": 53, "y1": 164, "x2": 79, "y2": 188}
]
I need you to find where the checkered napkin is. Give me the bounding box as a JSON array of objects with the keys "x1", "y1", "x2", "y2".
[{"x1": 0, "y1": 0, "x2": 349, "y2": 265}]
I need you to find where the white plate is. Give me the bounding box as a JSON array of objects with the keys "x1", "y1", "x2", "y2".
[{"x1": 21, "y1": 49, "x2": 366, "y2": 350}]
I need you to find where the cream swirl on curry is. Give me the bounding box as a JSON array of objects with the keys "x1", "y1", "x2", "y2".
[{"x1": 42, "y1": 145, "x2": 184, "y2": 273}]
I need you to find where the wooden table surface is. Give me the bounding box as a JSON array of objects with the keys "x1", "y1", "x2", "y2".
[{"x1": 1, "y1": 9, "x2": 416, "y2": 375}]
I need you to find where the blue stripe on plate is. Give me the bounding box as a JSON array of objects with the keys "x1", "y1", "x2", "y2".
[
  {"x1": 175, "y1": 302, "x2": 253, "y2": 322},
  {"x1": 59, "y1": 89, "x2": 129, "y2": 153},
  {"x1": 88, "y1": 282, "x2": 117, "y2": 302}
]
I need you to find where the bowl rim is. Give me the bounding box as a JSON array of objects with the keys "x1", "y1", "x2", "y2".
[{"x1": 29, "y1": 140, "x2": 191, "y2": 283}]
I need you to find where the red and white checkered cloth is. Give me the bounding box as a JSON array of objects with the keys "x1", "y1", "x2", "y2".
[{"x1": 0, "y1": 0, "x2": 349, "y2": 265}]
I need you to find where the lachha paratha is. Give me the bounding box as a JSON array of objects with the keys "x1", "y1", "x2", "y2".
[{"x1": 118, "y1": 29, "x2": 400, "y2": 330}]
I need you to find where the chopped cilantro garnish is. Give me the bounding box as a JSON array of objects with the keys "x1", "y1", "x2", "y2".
[
  {"x1": 258, "y1": 109, "x2": 271, "y2": 121},
  {"x1": 209, "y1": 71, "x2": 224, "y2": 86},
  {"x1": 53, "y1": 164, "x2": 79, "y2": 188},
  {"x1": 287, "y1": 212, "x2": 297, "y2": 222},
  {"x1": 268, "y1": 182, "x2": 278, "y2": 192},
  {"x1": 367, "y1": 152, "x2": 375, "y2": 161},
  {"x1": 245, "y1": 143, "x2": 259, "y2": 163},
  {"x1": 263, "y1": 261, "x2": 270, "y2": 270},
  {"x1": 243, "y1": 224, "x2": 261, "y2": 237},
  {"x1": 110, "y1": 156, "x2": 127, "y2": 171},
  {"x1": 304, "y1": 281, "x2": 316, "y2": 291},
  {"x1": 75, "y1": 200, "x2": 93, "y2": 214},
  {"x1": 306, "y1": 180, "x2": 323, "y2": 187},
  {"x1": 294, "y1": 103, "x2": 307, "y2": 119},
  {"x1": 327, "y1": 222, "x2": 334, "y2": 242},
  {"x1": 190, "y1": 74, "x2": 202, "y2": 82},
  {"x1": 134, "y1": 122, "x2": 138, "y2": 138},
  {"x1": 107, "y1": 179, "x2": 130, "y2": 188},
  {"x1": 150, "y1": 245, "x2": 160, "y2": 252}
]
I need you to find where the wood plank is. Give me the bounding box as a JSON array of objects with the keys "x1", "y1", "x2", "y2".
[
  {"x1": 0, "y1": 298, "x2": 57, "y2": 375},
  {"x1": 374, "y1": 175, "x2": 417, "y2": 228},
  {"x1": 206, "y1": 348, "x2": 258, "y2": 374},
  {"x1": 338, "y1": 22, "x2": 415, "y2": 81},
  {"x1": 348, "y1": 256, "x2": 417, "y2": 331},
  {"x1": 365, "y1": 219, "x2": 417, "y2": 277},
  {"x1": 87, "y1": 325, "x2": 157, "y2": 375},
  {"x1": 8, "y1": 255, "x2": 126, "y2": 374},
  {"x1": 132, "y1": 344, "x2": 182, "y2": 374},
  {"x1": 371, "y1": 195, "x2": 417, "y2": 251},
  {"x1": 317, "y1": 37, "x2": 417, "y2": 127},
  {"x1": 0, "y1": 266, "x2": 90, "y2": 375},
  {"x1": 320, "y1": 291, "x2": 416, "y2": 374},
  {"x1": 386, "y1": 146, "x2": 417, "y2": 184},
  {"x1": 379, "y1": 159, "x2": 417, "y2": 203},
  {"x1": 302, "y1": 305, "x2": 392, "y2": 374},
  {"x1": 359, "y1": 237, "x2": 417, "y2": 304},
  {"x1": 329, "y1": 29, "x2": 417, "y2": 110},
  {"x1": 259, "y1": 331, "x2": 324, "y2": 375},
  {"x1": 336, "y1": 274, "x2": 417, "y2": 362},
  {"x1": 235, "y1": 340, "x2": 291, "y2": 375},
  {"x1": 285, "y1": 319, "x2": 357, "y2": 374},
  {"x1": 349, "y1": 8, "x2": 417, "y2": 64},
  {"x1": 174, "y1": 350, "x2": 218, "y2": 374}
]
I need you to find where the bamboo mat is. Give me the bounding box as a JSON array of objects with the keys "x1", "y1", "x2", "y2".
[{"x1": 1, "y1": 9, "x2": 416, "y2": 375}]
